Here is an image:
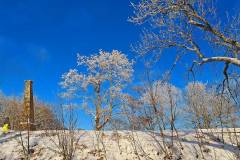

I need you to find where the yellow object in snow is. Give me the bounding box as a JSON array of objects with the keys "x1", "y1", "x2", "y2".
[{"x1": 2, "y1": 124, "x2": 9, "y2": 134}]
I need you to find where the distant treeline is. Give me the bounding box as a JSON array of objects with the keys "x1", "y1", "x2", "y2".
[{"x1": 0, "y1": 91, "x2": 60, "y2": 130}]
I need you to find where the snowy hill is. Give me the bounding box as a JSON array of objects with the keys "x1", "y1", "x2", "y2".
[{"x1": 0, "y1": 128, "x2": 239, "y2": 160}]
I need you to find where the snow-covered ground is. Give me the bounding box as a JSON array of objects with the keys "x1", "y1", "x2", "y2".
[{"x1": 0, "y1": 128, "x2": 239, "y2": 160}]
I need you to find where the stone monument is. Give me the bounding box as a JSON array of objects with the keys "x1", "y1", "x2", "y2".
[{"x1": 23, "y1": 80, "x2": 35, "y2": 130}]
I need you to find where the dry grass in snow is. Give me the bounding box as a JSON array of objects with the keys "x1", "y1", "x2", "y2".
[{"x1": 0, "y1": 128, "x2": 239, "y2": 160}]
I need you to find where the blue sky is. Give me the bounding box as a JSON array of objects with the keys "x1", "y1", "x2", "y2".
[
  {"x1": 0, "y1": 0, "x2": 239, "y2": 129},
  {"x1": 0, "y1": 0, "x2": 141, "y2": 100}
]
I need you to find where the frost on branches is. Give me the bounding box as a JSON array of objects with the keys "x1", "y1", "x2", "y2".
[
  {"x1": 140, "y1": 81, "x2": 182, "y2": 130},
  {"x1": 141, "y1": 81, "x2": 181, "y2": 108},
  {"x1": 60, "y1": 50, "x2": 134, "y2": 130}
]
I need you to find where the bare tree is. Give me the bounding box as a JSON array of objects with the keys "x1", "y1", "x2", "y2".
[
  {"x1": 185, "y1": 82, "x2": 213, "y2": 129},
  {"x1": 120, "y1": 76, "x2": 184, "y2": 159},
  {"x1": 130, "y1": 0, "x2": 240, "y2": 83},
  {"x1": 45, "y1": 104, "x2": 81, "y2": 160},
  {"x1": 141, "y1": 80, "x2": 183, "y2": 158},
  {"x1": 60, "y1": 50, "x2": 133, "y2": 131},
  {"x1": 185, "y1": 82, "x2": 237, "y2": 130}
]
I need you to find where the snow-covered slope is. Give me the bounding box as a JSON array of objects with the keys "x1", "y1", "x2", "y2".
[{"x1": 0, "y1": 128, "x2": 239, "y2": 160}]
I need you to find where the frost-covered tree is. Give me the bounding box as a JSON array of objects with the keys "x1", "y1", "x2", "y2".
[
  {"x1": 60, "y1": 50, "x2": 133, "y2": 130},
  {"x1": 121, "y1": 79, "x2": 182, "y2": 131},
  {"x1": 141, "y1": 81, "x2": 182, "y2": 129},
  {"x1": 135, "y1": 80, "x2": 183, "y2": 157},
  {"x1": 185, "y1": 82, "x2": 237, "y2": 129},
  {"x1": 185, "y1": 82, "x2": 213, "y2": 128},
  {"x1": 130, "y1": 0, "x2": 240, "y2": 84}
]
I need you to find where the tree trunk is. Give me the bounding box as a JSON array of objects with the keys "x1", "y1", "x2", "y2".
[{"x1": 95, "y1": 82, "x2": 101, "y2": 131}]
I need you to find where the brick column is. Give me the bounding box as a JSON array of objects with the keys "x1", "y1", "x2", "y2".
[{"x1": 23, "y1": 80, "x2": 35, "y2": 130}]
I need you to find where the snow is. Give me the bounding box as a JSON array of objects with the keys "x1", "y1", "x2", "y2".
[{"x1": 0, "y1": 128, "x2": 239, "y2": 160}]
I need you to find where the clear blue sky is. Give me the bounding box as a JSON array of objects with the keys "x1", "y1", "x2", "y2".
[
  {"x1": 0, "y1": 0, "x2": 239, "y2": 129},
  {"x1": 0, "y1": 0, "x2": 141, "y2": 100}
]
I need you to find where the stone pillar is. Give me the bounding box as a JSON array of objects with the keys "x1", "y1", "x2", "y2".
[{"x1": 23, "y1": 80, "x2": 35, "y2": 130}]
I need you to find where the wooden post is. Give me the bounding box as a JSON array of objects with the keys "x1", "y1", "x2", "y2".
[{"x1": 23, "y1": 80, "x2": 35, "y2": 131}]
